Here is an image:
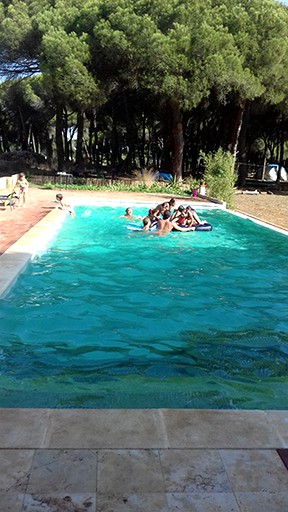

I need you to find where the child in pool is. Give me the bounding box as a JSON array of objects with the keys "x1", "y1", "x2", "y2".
[
  {"x1": 55, "y1": 193, "x2": 75, "y2": 217},
  {"x1": 119, "y1": 207, "x2": 142, "y2": 220}
]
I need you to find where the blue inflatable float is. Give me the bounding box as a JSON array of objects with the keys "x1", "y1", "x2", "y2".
[
  {"x1": 194, "y1": 223, "x2": 212, "y2": 232},
  {"x1": 127, "y1": 223, "x2": 212, "y2": 232}
]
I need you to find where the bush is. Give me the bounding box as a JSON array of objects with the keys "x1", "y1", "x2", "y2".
[
  {"x1": 187, "y1": 176, "x2": 201, "y2": 193},
  {"x1": 41, "y1": 180, "x2": 192, "y2": 196},
  {"x1": 133, "y1": 168, "x2": 158, "y2": 188},
  {"x1": 201, "y1": 149, "x2": 236, "y2": 208}
]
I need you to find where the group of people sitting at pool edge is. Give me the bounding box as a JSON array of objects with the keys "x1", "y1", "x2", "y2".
[{"x1": 121, "y1": 197, "x2": 206, "y2": 234}]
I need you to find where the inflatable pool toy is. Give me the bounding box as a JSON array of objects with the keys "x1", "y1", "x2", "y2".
[
  {"x1": 127, "y1": 222, "x2": 212, "y2": 232},
  {"x1": 194, "y1": 223, "x2": 212, "y2": 232},
  {"x1": 127, "y1": 223, "x2": 157, "y2": 232}
]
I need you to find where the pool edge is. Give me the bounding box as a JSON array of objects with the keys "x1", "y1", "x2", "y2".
[
  {"x1": 0, "y1": 209, "x2": 65, "y2": 298},
  {"x1": 230, "y1": 209, "x2": 288, "y2": 236},
  {"x1": 0, "y1": 408, "x2": 287, "y2": 449}
]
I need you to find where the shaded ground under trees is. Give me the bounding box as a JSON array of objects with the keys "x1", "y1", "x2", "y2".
[{"x1": 0, "y1": 0, "x2": 288, "y2": 184}]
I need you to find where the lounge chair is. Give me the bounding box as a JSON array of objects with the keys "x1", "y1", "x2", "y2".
[{"x1": 0, "y1": 191, "x2": 19, "y2": 210}]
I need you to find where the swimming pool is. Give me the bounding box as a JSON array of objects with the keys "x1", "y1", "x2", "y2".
[{"x1": 0, "y1": 205, "x2": 287, "y2": 409}]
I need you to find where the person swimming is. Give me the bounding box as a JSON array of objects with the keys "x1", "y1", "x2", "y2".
[{"x1": 119, "y1": 207, "x2": 142, "y2": 220}]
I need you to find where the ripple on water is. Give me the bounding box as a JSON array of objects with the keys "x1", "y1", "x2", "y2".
[{"x1": 0, "y1": 206, "x2": 288, "y2": 408}]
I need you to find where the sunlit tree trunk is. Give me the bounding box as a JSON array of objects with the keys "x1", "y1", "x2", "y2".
[
  {"x1": 237, "y1": 101, "x2": 250, "y2": 186},
  {"x1": 277, "y1": 114, "x2": 285, "y2": 184},
  {"x1": 170, "y1": 100, "x2": 184, "y2": 181},
  {"x1": 161, "y1": 104, "x2": 172, "y2": 171},
  {"x1": 229, "y1": 98, "x2": 246, "y2": 163},
  {"x1": 55, "y1": 102, "x2": 64, "y2": 171},
  {"x1": 76, "y1": 110, "x2": 84, "y2": 165},
  {"x1": 63, "y1": 108, "x2": 70, "y2": 162}
]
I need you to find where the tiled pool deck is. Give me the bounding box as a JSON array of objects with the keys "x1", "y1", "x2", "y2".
[
  {"x1": 0, "y1": 408, "x2": 288, "y2": 511},
  {"x1": 0, "y1": 193, "x2": 288, "y2": 511}
]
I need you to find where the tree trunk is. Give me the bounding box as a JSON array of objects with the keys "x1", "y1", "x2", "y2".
[
  {"x1": 76, "y1": 110, "x2": 84, "y2": 165},
  {"x1": 55, "y1": 103, "x2": 64, "y2": 171},
  {"x1": 139, "y1": 112, "x2": 146, "y2": 168},
  {"x1": 63, "y1": 108, "x2": 70, "y2": 162},
  {"x1": 229, "y1": 98, "x2": 246, "y2": 162},
  {"x1": 145, "y1": 127, "x2": 151, "y2": 167},
  {"x1": 87, "y1": 110, "x2": 96, "y2": 164},
  {"x1": 170, "y1": 100, "x2": 184, "y2": 181},
  {"x1": 45, "y1": 129, "x2": 53, "y2": 167},
  {"x1": 1, "y1": 118, "x2": 10, "y2": 152},
  {"x1": 18, "y1": 106, "x2": 28, "y2": 150},
  {"x1": 237, "y1": 101, "x2": 250, "y2": 187},
  {"x1": 111, "y1": 117, "x2": 119, "y2": 168},
  {"x1": 277, "y1": 114, "x2": 285, "y2": 184},
  {"x1": 161, "y1": 104, "x2": 173, "y2": 171}
]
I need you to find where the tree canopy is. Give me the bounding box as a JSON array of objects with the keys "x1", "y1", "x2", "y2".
[{"x1": 0, "y1": 0, "x2": 288, "y2": 181}]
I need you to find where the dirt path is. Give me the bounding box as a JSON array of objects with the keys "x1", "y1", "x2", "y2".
[
  {"x1": 234, "y1": 192, "x2": 288, "y2": 231},
  {"x1": 0, "y1": 188, "x2": 287, "y2": 255}
]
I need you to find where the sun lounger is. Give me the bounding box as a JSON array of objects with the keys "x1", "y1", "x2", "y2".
[{"x1": 0, "y1": 191, "x2": 19, "y2": 210}]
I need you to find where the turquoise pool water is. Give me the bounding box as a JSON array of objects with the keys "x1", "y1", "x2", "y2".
[{"x1": 0, "y1": 206, "x2": 288, "y2": 409}]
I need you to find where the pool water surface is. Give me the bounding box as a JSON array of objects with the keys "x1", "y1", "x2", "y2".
[{"x1": 0, "y1": 206, "x2": 287, "y2": 409}]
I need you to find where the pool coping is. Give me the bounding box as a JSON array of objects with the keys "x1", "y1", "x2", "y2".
[
  {"x1": 0, "y1": 199, "x2": 287, "y2": 453},
  {"x1": 230, "y1": 209, "x2": 288, "y2": 236},
  {"x1": 0, "y1": 208, "x2": 65, "y2": 298},
  {"x1": 0, "y1": 408, "x2": 287, "y2": 449}
]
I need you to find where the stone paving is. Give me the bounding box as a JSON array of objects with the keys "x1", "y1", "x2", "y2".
[{"x1": 0, "y1": 409, "x2": 288, "y2": 512}]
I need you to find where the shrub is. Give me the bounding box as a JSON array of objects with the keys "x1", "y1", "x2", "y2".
[
  {"x1": 42, "y1": 182, "x2": 54, "y2": 189},
  {"x1": 201, "y1": 149, "x2": 236, "y2": 208},
  {"x1": 133, "y1": 168, "x2": 158, "y2": 188},
  {"x1": 41, "y1": 180, "x2": 192, "y2": 196},
  {"x1": 187, "y1": 176, "x2": 201, "y2": 193}
]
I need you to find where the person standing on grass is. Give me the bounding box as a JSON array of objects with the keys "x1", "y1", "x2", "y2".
[{"x1": 17, "y1": 173, "x2": 29, "y2": 207}]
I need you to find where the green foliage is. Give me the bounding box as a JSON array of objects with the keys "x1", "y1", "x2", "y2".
[
  {"x1": 41, "y1": 28, "x2": 100, "y2": 108},
  {"x1": 0, "y1": 2, "x2": 31, "y2": 53},
  {"x1": 41, "y1": 180, "x2": 191, "y2": 195},
  {"x1": 218, "y1": 0, "x2": 288, "y2": 103},
  {"x1": 187, "y1": 177, "x2": 201, "y2": 191},
  {"x1": 1, "y1": 0, "x2": 288, "y2": 179},
  {"x1": 201, "y1": 149, "x2": 236, "y2": 208},
  {"x1": 42, "y1": 182, "x2": 54, "y2": 189}
]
